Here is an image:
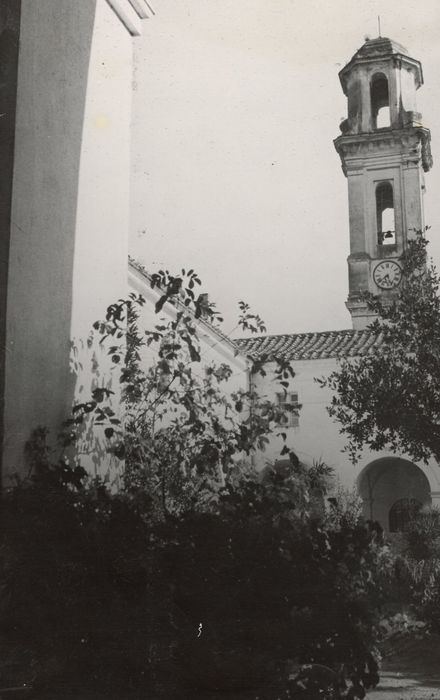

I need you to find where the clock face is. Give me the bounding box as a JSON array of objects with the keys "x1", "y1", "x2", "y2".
[{"x1": 373, "y1": 260, "x2": 402, "y2": 290}]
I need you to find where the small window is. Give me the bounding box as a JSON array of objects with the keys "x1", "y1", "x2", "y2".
[
  {"x1": 389, "y1": 498, "x2": 421, "y2": 533},
  {"x1": 376, "y1": 182, "x2": 396, "y2": 246},
  {"x1": 277, "y1": 392, "x2": 299, "y2": 428},
  {"x1": 371, "y1": 74, "x2": 390, "y2": 129}
]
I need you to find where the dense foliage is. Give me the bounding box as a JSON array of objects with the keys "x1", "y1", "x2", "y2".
[
  {"x1": 394, "y1": 506, "x2": 440, "y2": 632},
  {"x1": 67, "y1": 267, "x2": 300, "y2": 515},
  {"x1": 0, "y1": 270, "x2": 388, "y2": 698},
  {"x1": 1, "y1": 458, "x2": 384, "y2": 699},
  {"x1": 321, "y1": 232, "x2": 440, "y2": 464}
]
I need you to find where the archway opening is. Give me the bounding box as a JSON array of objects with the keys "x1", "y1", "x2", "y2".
[
  {"x1": 376, "y1": 181, "x2": 395, "y2": 246},
  {"x1": 371, "y1": 74, "x2": 390, "y2": 129},
  {"x1": 389, "y1": 498, "x2": 422, "y2": 532},
  {"x1": 358, "y1": 457, "x2": 431, "y2": 531}
]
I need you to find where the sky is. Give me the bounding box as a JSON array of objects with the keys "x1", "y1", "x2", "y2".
[{"x1": 130, "y1": 0, "x2": 440, "y2": 337}]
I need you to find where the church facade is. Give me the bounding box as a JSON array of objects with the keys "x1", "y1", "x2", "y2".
[
  {"x1": 237, "y1": 37, "x2": 440, "y2": 531},
  {"x1": 1, "y1": 17, "x2": 439, "y2": 532}
]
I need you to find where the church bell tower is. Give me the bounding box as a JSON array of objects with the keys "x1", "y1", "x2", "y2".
[{"x1": 334, "y1": 37, "x2": 433, "y2": 330}]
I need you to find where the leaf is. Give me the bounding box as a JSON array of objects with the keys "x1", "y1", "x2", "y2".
[
  {"x1": 113, "y1": 442, "x2": 126, "y2": 460},
  {"x1": 189, "y1": 345, "x2": 201, "y2": 362},
  {"x1": 289, "y1": 450, "x2": 300, "y2": 468},
  {"x1": 155, "y1": 295, "x2": 168, "y2": 314}
]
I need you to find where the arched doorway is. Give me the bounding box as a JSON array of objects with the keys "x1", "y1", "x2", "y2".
[
  {"x1": 389, "y1": 498, "x2": 421, "y2": 533},
  {"x1": 358, "y1": 458, "x2": 431, "y2": 531}
]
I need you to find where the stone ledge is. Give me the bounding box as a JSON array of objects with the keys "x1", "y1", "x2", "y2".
[
  {"x1": 105, "y1": 0, "x2": 152, "y2": 35},
  {"x1": 128, "y1": 0, "x2": 154, "y2": 18}
]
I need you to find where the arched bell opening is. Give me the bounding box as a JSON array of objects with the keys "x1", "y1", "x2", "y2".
[
  {"x1": 376, "y1": 181, "x2": 396, "y2": 247},
  {"x1": 357, "y1": 457, "x2": 431, "y2": 531},
  {"x1": 371, "y1": 73, "x2": 390, "y2": 129}
]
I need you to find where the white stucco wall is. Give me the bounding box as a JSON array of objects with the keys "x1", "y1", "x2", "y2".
[
  {"x1": 2, "y1": 0, "x2": 145, "y2": 480},
  {"x1": 252, "y1": 357, "x2": 352, "y2": 475},
  {"x1": 252, "y1": 357, "x2": 440, "y2": 526},
  {"x1": 72, "y1": 0, "x2": 132, "y2": 342}
]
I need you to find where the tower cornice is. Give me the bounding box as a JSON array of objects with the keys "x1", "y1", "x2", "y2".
[{"x1": 334, "y1": 127, "x2": 432, "y2": 175}]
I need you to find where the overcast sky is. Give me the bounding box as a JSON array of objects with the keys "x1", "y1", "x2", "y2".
[{"x1": 130, "y1": 0, "x2": 440, "y2": 336}]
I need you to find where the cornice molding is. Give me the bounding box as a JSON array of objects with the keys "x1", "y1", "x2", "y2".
[
  {"x1": 347, "y1": 252, "x2": 371, "y2": 263},
  {"x1": 334, "y1": 127, "x2": 432, "y2": 175},
  {"x1": 128, "y1": 0, "x2": 154, "y2": 18},
  {"x1": 106, "y1": 0, "x2": 153, "y2": 36}
]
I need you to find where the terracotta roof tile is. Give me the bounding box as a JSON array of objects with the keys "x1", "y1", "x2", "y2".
[{"x1": 234, "y1": 329, "x2": 384, "y2": 361}]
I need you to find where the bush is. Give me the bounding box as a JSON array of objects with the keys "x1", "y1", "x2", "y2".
[
  {"x1": 0, "y1": 477, "x2": 156, "y2": 696},
  {"x1": 0, "y1": 279, "x2": 389, "y2": 697},
  {"x1": 0, "y1": 457, "x2": 386, "y2": 699},
  {"x1": 392, "y1": 507, "x2": 440, "y2": 633},
  {"x1": 405, "y1": 506, "x2": 440, "y2": 560}
]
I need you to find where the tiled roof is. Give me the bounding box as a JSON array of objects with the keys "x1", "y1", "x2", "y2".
[
  {"x1": 128, "y1": 258, "x2": 384, "y2": 362},
  {"x1": 234, "y1": 329, "x2": 384, "y2": 361},
  {"x1": 354, "y1": 37, "x2": 409, "y2": 59}
]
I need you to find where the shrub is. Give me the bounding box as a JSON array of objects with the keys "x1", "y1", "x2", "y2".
[
  {"x1": 0, "y1": 456, "x2": 386, "y2": 698},
  {"x1": 324, "y1": 483, "x2": 364, "y2": 530},
  {"x1": 0, "y1": 276, "x2": 389, "y2": 697},
  {"x1": 405, "y1": 506, "x2": 440, "y2": 560},
  {"x1": 392, "y1": 507, "x2": 440, "y2": 632}
]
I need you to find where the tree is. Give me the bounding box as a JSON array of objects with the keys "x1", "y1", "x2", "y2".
[
  {"x1": 66, "y1": 267, "x2": 300, "y2": 517},
  {"x1": 321, "y1": 230, "x2": 440, "y2": 464},
  {"x1": 0, "y1": 268, "x2": 391, "y2": 698}
]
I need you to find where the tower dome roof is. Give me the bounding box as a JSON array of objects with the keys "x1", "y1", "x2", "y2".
[
  {"x1": 339, "y1": 36, "x2": 423, "y2": 94},
  {"x1": 353, "y1": 36, "x2": 409, "y2": 59}
]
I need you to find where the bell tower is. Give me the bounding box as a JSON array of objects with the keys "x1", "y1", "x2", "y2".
[{"x1": 334, "y1": 37, "x2": 433, "y2": 330}]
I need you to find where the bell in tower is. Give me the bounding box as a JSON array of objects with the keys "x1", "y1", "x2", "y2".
[{"x1": 334, "y1": 37, "x2": 433, "y2": 330}]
